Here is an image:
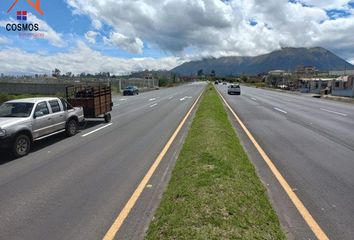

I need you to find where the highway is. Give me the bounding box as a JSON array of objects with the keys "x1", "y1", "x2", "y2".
[
  {"x1": 0, "y1": 83, "x2": 205, "y2": 240},
  {"x1": 217, "y1": 84, "x2": 354, "y2": 240}
]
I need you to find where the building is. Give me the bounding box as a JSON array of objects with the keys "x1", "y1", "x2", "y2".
[
  {"x1": 331, "y1": 76, "x2": 354, "y2": 97},
  {"x1": 298, "y1": 78, "x2": 333, "y2": 94},
  {"x1": 295, "y1": 66, "x2": 319, "y2": 77},
  {"x1": 144, "y1": 73, "x2": 153, "y2": 80},
  {"x1": 266, "y1": 70, "x2": 291, "y2": 87},
  {"x1": 329, "y1": 70, "x2": 354, "y2": 76}
]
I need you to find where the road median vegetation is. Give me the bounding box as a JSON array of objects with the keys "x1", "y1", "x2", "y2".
[{"x1": 145, "y1": 85, "x2": 285, "y2": 239}]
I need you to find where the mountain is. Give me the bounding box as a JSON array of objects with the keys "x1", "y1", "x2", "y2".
[{"x1": 172, "y1": 47, "x2": 354, "y2": 76}]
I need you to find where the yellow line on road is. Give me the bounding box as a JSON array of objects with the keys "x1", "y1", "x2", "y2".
[
  {"x1": 102, "y1": 90, "x2": 204, "y2": 240},
  {"x1": 216, "y1": 89, "x2": 329, "y2": 240}
]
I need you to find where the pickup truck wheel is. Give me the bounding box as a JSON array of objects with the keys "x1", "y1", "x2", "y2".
[
  {"x1": 66, "y1": 119, "x2": 78, "y2": 137},
  {"x1": 104, "y1": 113, "x2": 111, "y2": 123},
  {"x1": 13, "y1": 134, "x2": 31, "y2": 157}
]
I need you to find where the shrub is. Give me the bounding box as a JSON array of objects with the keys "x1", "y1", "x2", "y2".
[{"x1": 0, "y1": 93, "x2": 11, "y2": 104}]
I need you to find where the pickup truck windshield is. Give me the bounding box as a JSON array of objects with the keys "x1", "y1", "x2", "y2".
[{"x1": 0, "y1": 102, "x2": 34, "y2": 118}]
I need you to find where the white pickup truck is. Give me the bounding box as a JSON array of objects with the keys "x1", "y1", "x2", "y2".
[{"x1": 0, "y1": 97, "x2": 84, "y2": 157}]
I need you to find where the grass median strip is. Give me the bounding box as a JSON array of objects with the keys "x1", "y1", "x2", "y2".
[{"x1": 145, "y1": 85, "x2": 285, "y2": 239}]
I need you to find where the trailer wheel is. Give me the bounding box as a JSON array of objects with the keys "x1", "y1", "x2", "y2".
[
  {"x1": 104, "y1": 113, "x2": 111, "y2": 123},
  {"x1": 66, "y1": 119, "x2": 78, "y2": 137}
]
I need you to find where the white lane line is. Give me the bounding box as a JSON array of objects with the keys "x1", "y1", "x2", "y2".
[
  {"x1": 82, "y1": 123, "x2": 113, "y2": 137},
  {"x1": 118, "y1": 98, "x2": 127, "y2": 101},
  {"x1": 251, "y1": 97, "x2": 257, "y2": 101},
  {"x1": 149, "y1": 103, "x2": 158, "y2": 108},
  {"x1": 113, "y1": 104, "x2": 120, "y2": 109},
  {"x1": 180, "y1": 96, "x2": 192, "y2": 101},
  {"x1": 149, "y1": 98, "x2": 156, "y2": 101},
  {"x1": 320, "y1": 108, "x2": 348, "y2": 116},
  {"x1": 273, "y1": 107, "x2": 287, "y2": 114},
  {"x1": 168, "y1": 96, "x2": 174, "y2": 100}
]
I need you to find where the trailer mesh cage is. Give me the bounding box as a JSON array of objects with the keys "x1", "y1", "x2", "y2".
[{"x1": 66, "y1": 85, "x2": 112, "y2": 119}]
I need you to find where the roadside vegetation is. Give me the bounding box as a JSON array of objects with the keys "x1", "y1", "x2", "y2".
[
  {"x1": 0, "y1": 92, "x2": 64, "y2": 104},
  {"x1": 145, "y1": 85, "x2": 285, "y2": 239},
  {"x1": 243, "y1": 82, "x2": 267, "y2": 88}
]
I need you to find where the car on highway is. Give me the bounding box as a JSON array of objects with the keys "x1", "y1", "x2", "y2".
[
  {"x1": 123, "y1": 86, "x2": 139, "y2": 96},
  {"x1": 222, "y1": 82, "x2": 227, "y2": 85},
  {"x1": 214, "y1": 81, "x2": 219, "y2": 84},
  {"x1": 228, "y1": 84, "x2": 241, "y2": 95},
  {"x1": 0, "y1": 97, "x2": 84, "y2": 157}
]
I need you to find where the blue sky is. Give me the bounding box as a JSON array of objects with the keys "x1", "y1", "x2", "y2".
[
  {"x1": 0, "y1": 0, "x2": 354, "y2": 75},
  {"x1": 0, "y1": 0, "x2": 168, "y2": 59}
]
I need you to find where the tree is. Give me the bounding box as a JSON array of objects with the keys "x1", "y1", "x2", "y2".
[
  {"x1": 241, "y1": 76, "x2": 249, "y2": 82},
  {"x1": 211, "y1": 69, "x2": 216, "y2": 77},
  {"x1": 197, "y1": 69, "x2": 204, "y2": 76},
  {"x1": 158, "y1": 77, "x2": 168, "y2": 87},
  {"x1": 65, "y1": 72, "x2": 72, "y2": 78},
  {"x1": 172, "y1": 73, "x2": 177, "y2": 83},
  {"x1": 52, "y1": 68, "x2": 61, "y2": 77}
]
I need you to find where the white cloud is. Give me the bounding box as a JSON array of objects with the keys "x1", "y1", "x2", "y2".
[
  {"x1": 0, "y1": 41, "x2": 183, "y2": 75},
  {"x1": 67, "y1": 0, "x2": 235, "y2": 54},
  {"x1": 29, "y1": 13, "x2": 65, "y2": 47},
  {"x1": 296, "y1": 0, "x2": 352, "y2": 10},
  {"x1": 0, "y1": 13, "x2": 65, "y2": 47},
  {"x1": 0, "y1": 36, "x2": 10, "y2": 44},
  {"x1": 85, "y1": 31, "x2": 99, "y2": 44},
  {"x1": 310, "y1": 16, "x2": 354, "y2": 60},
  {"x1": 92, "y1": 19, "x2": 102, "y2": 30},
  {"x1": 103, "y1": 32, "x2": 144, "y2": 54},
  {"x1": 66, "y1": 0, "x2": 354, "y2": 62}
]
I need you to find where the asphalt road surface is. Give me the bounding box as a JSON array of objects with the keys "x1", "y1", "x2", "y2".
[
  {"x1": 0, "y1": 83, "x2": 205, "y2": 240},
  {"x1": 217, "y1": 84, "x2": 354, "y2": 240}
]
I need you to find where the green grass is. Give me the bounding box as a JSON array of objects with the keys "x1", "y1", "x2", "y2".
[
  {"x1": 145, "y1": 84, "x2": 285, "y2": 240},
  {"x1": 0, "y1": 92, "x2": 66, "y2": 104}
]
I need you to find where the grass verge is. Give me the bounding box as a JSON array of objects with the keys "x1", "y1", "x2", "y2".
[
  {"x1": 0, "y1": 92, "x2": 65, "y2": 104},
  {"x1": 145, "y1": 84, "x2": 285, "y2": 239}
]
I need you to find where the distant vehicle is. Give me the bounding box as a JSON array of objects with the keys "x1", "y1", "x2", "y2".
[
  {"x1": 222, "y1": 82, "x2": 227, "y2": 85},
  {"x1": 214, "y1": 81, "x2": 219, "y2": 84},
  {"x1": 0, "y1": 97, "x2": 84, "y2": 157},
  {"x1": 228, "y1": 84, "x2": 241, "y2": 95},
  {"x1": 123, "y1": 86, "x2": 139, "y2": 96},
  {"x1": 278, "y1": 84, "x2": 289, "y2": 90}
]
